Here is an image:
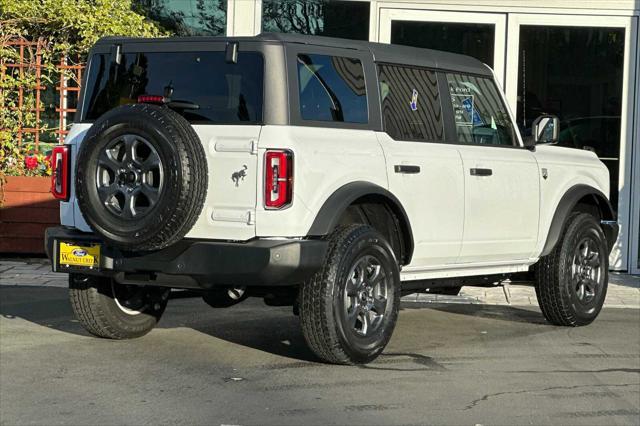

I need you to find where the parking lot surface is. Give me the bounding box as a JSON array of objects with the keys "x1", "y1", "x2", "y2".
[{"x1": 1, "y1": 259, "x2": 639, "y2": 425}]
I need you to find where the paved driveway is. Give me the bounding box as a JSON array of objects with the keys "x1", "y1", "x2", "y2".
[{"x1": 1, "y1": 260, "x2": 639, "y2": 425}]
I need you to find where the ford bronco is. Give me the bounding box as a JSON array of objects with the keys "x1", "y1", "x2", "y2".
[{"x1": 45, "y1": 33, "x2": 618, "y2": 364}]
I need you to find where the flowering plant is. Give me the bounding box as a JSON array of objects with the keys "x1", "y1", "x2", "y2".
[{"x1": 0, "y1": 141, "x2": 52, "y2": 177}]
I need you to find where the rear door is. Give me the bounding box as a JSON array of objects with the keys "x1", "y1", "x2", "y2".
[
  {"x1": 376, "y1": 64, "x2": 464, "y2": 268},
  {"x1": 444, "y1": 72, "x2": 540, "y2": 263}
]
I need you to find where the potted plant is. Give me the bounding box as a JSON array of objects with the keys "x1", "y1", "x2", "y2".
[{"x1": 0, "y1": 142, "x2": 57, "y2": 254}]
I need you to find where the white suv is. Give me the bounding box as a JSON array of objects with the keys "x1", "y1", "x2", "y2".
[{"x1": 45, "y1": 33, "x2": 618, "y2": 364}]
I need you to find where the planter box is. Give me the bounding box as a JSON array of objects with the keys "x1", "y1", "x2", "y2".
[{"x1": 0, "y1": 176, "x2": 59, "y2": 254}]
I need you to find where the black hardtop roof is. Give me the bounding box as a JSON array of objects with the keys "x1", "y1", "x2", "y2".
[{"x1": 95, "y1": 32, "x2": 492, "y2": 76}]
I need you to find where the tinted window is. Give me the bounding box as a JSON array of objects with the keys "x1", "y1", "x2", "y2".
[
  {"x1": 262, "y1": 0, "x2": 369, "y2": 40},
  {"x1": 297, "y1": 54, "x2": 367, "y2": 123},
  {"x1": 82, "y1": 51, "x2": 263, "y2": 124},
  {"x1": 378, "y1": 64, "x2": 443, "y2": 142},
  {"x1": 446, "y1": 74, "x2": 516, "y2": 146},
  {"x1": 391, "y1": 21, "x2": 495, "y2": 67},
  {"x1": 132, "y1": 0, "x2": 226, "y2": 36}
]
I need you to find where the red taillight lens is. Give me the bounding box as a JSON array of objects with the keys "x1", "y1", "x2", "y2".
[
  {"x1": 51, "y1": 145, "x2": 70, "y2": 201},
  {"x1": 137, "y1": 95, "x2": 164, "y2": 104},
  {"x1": 264, "y1": 150, "x2": 293, "y2": 209}
]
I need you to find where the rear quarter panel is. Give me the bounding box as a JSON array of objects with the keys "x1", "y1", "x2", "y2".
[
  {"x1": 59, "y1": 123, "x2": 92, "y2": 232},
  {"x1": 255, "y1": 125, "x2": 388, "y2": 237}
]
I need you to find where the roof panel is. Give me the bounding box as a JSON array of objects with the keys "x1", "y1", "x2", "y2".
[{"x1": 94, "y1": 33, "x2": 492, "y2": 76}]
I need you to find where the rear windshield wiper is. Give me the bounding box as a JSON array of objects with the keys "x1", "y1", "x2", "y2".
[{"x1": 165, "y1": 100, "x2": 200, "y2": 110}]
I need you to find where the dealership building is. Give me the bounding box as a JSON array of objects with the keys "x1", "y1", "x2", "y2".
[{"x1": 135, "y1": 0, "x2": 639, "y2": 273}]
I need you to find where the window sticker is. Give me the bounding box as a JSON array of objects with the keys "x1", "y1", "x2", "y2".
[
  {"x1": 410, "y1": 89, "x2": 419, "y2": 111},
  {"x1": 451, "y1": 94, "x2": 473, "y2": 125},
  {"x1": 462, "y1": 96, "x2": 484, "y2": 126}
]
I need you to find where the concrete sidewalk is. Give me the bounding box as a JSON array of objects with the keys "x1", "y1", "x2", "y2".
[
  {"x1": 1, "y1": 257, "x2": 638, "y2": 308},
  {"x1": 403, "y1": 273, "x2": 639, "y2": 308}
]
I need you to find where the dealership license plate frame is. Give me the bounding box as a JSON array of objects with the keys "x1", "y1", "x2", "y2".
[{"x1": 56, "y1": 240, "x2": 102, "y2": 271}]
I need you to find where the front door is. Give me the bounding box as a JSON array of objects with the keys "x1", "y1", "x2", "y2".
[{"x1": 443, "y1": 72, "x2": 540, "y2": 263}]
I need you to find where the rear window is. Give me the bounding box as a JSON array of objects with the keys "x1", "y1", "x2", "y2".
[
  {"x1": 82, "y1": 51, "x2": 264, "y2": 124},
  {"x1": 297, "y1": 54, "x2": 368, "y2": 123},
  {"x1": 378, "y1": 64, "x2": 443, "y2": 142}
]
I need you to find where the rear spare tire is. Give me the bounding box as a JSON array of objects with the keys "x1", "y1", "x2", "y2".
[{"x1": 76, "y1": 104, "x2": 207, "y2": 251}]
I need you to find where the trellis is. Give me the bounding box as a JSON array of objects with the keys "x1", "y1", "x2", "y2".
[
  {"x1": 0, "y1": 37, "x2": 85, "y2": 150},
  {"x1": 56, "y1": 57, "x2": 84, "y2": 142}
]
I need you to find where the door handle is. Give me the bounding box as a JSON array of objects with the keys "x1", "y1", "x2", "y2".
[
  {"x1": 394, "y1": 165, "x2": 421, "y2": 174},
  {"x1": 470, "y1": 168, "x2": 493, "y2": 176}
]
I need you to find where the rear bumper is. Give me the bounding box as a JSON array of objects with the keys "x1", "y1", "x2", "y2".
[{"x1": 45, "y1": 226, "x2": 327, "y2": 289}]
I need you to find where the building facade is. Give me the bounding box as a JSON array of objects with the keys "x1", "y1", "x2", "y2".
[{"x1": 137, "y1": 0, "x2": 640, "y2": 273}]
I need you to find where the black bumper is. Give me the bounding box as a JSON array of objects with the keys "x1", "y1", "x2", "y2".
[{"x1": 45, "y1": 227, "x2": 327, "y2": 289}]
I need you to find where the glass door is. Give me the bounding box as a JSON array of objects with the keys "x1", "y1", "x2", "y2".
[
  {"x1": 505, "y1": 14, "x2": 638, "y2": 270},
  {"x1": 378, "y1": 9, "x2": 506, "y2": 86}
]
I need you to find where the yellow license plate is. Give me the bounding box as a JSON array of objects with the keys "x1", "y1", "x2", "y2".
[{"x1": 59, "y1": 242, "x2": 100, "y2": 268}]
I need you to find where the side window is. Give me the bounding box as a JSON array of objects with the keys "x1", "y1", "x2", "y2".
[
  {"x1": 446, "y1": 73, "x2": 516, "y2": 146},
  {"x1": 297, "y1": 54, "x2": 368, "y2": 123},
  {"x1": 378, "y1": 64, "x2": 443, "y2": 142}
]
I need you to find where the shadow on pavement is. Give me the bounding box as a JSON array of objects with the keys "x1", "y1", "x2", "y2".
[
  {"x1": 0, "y1": 284, "x2": 321, "y2": 362},
  {"x1": 404, "y1": 301, "x2": 548, "y2": 325},
  {"x1": 1, "y1": 284, "x2": 557, "y2": 364}
]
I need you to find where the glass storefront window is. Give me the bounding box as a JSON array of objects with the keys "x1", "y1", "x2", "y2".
[
  {"x1": 132, "y1": 0, "x2": 227, "y2": 36},
  {"x1": 516, "y1": 26, "x2": 625, "y2": 209},
  {"x1": 262, "y1": 0, "x2": 370, "y2": 40},
  {"x1": 391, "y1": 21, "x2": 495, "y2": 67}
]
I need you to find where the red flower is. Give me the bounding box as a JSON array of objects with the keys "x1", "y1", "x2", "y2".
[
  {"x1": 25, "y1": 156, "x2": 38, "y2": 170},
  {"x1": 45, "y1": 154, "x2": 52, "y2": 167}
]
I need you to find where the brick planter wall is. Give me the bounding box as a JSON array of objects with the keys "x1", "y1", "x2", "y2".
[{"x1": 0, "y1": 176, "x2": 59, "y2": 254}]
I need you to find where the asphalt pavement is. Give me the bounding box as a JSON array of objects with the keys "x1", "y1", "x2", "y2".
[{"x1": 1, "y1": 260, "x2": 639, "y2": 425}]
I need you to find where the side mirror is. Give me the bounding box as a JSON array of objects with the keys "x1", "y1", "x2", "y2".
[{"x1": 532, "y1": 114, "x2": 559, "y2": 144}]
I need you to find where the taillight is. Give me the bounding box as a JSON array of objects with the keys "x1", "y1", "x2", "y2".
[
  {"x1": 264, "y1": 150, "x2": 293, "y2": 209},
  {"x1": 51, "y1": 145, "x2": 70, "y2": 201}
]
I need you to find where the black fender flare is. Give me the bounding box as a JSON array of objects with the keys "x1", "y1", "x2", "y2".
[
  {"x1": 541, "y1": 184, "x2": 618, "y2": 256},
  {"x1": 307, "y1": 181, "x2": 414, "y2": 264}
]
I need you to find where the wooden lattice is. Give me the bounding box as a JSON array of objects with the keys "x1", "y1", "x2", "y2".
[
  {"x1": 56, "y1": 57, "x2": 84, "y2": 142},
  {"x1": 0, "y1": 37, "x2": 85, "y2": 149}
]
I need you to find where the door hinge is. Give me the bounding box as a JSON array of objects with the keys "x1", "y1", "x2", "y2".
[{"x1": 251, "y1": 140, "x2": 258, "y2": 155}]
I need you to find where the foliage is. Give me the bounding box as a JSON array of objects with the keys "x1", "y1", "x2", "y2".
[
  {"x1": 0, "y1": 0, "x2": 165, "y2": 55},
  {"x1": 0, "y1": 0, "x2": 165, "y2": 177},
  {"x1": 2, "y1": 141, "x2": 53, "y2": 177}
]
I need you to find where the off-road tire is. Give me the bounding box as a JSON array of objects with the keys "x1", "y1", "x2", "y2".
[
  {"x1": 299, "y1": 225, "x2": 401, "y2": 364},
  {"x1": 535, "y1": 213, "x2": 609, "y2": 326},
  {"x1": 69, "y1": 274, "x2": 168, "y2": 339},
  {"x1": 75, "y1": 103, "x2": 207, "y2": 251}
]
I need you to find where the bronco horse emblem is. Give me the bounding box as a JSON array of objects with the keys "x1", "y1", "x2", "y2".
[{"x1": 231, "y1": 165, "x2": 248, "y2": 187}]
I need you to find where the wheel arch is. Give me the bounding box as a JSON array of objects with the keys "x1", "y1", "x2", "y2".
[
  {"x1": 541, "y1": 184, "x2": 618, "y2": 256},
  {"x1": 307, "y1": 181, "x2": 414, "y2": 265}
]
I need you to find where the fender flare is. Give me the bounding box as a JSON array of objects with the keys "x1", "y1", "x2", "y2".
[
  {"x1": 541, "y1": 184, "x2": 617, "y2": 256},
  {"x1": 307, "y1": 181, "x2": 414, "y2": 264}
]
